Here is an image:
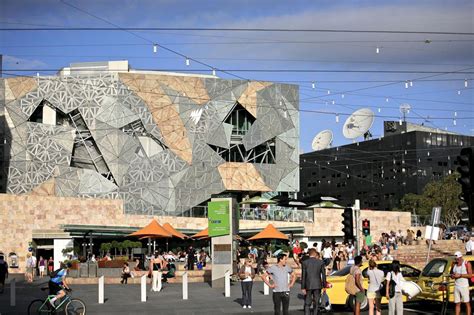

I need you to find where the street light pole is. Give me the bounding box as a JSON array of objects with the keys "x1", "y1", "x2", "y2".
[{"x1": 354, "y1": 199, "x2": 360, "y2": 254}]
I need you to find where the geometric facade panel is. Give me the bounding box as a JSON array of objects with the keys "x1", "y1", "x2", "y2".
[{"x1": 0, "y1": 70, "x2": 299, "y2": 215}]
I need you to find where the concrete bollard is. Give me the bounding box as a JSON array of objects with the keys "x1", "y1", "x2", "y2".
[
  {"x1": 225, "y1": 270, "x2": 231, "y2": 298},
  {"x1": 10, "y1": 278, "x2": 16, "y2": 307},
  {"x1": 141, "y1": 275, "x2": 147, "y2": 302},
  {"x1": 98, "y1": 276, "x2": 104, "y2": 304},
  {"x1": 182, "y1": 272, "x2": 188, "y2": 300},
  {"x1": 157, "y1": 271, "x2": 162, "y2": 292},
  {"x1": 263, "y1": 281, "x2": 269, "y2": 295}
]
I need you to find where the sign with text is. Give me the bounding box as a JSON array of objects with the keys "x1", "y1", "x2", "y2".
[{"x1": 208, "y1": 201, "x2": 230, "y2": 237}]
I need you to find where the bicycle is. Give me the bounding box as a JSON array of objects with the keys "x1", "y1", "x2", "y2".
[{"x1": 27, "y1": 286, "x2": 86, "y2": 315}]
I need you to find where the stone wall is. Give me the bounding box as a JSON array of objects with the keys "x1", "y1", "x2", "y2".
[{"x1": 0, "y1": 194, "x2": 411, "y2": 270}]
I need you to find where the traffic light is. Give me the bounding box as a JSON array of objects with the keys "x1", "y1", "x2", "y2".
[
  {"x1": 341, "y1": 207, "x2": 354, "y2": 241},
  {"x1": 457, "y1": 148, "x2": 474, "y2": 226},
  {"x1": 362, "y1": 219, "x2": 370, "y2": 236}
]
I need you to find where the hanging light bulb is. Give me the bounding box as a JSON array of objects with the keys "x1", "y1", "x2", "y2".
[
  {"x1": 327, "y1": 90, "x2": 331, "y2": 95},
  {"x1": 378, "y1": 108, "x2": 381, "y2": 113},
  {"x1": 457, "y1": 90, "x2": 461, "y2": 95},
  {"x1": 454, "y1": 111, "x2": 458, "y2": 117},
  {"x1": 212, "y1": 68, "x2": 216, "y2": 76},
  {"x1": 341, "y1": 94, "x2": 345, "y2": 99},
  {"x1": 386, "y1": 98, "x2": 389, "y2": 102},
  {"x1": 346, "y1": 165, "x2": 349, "y2": 169},
  {"x1": 453, "y1": 119, "x2": 457, "y2": 126},
  {"x1": 312, "y1": 82, "x2": 315, "y2": 89},
  {"x1": 405, "y1": 81, "x2": 409, "y2": 89},
  {"x1": 465, "y1": 79, "x2": 468, "y2": 88},
  {"x1": 376, "y1": 47, "x2": 380, "y2": 54},
  {"x1": 185, "y1": 57, "x2": 190, "y2": 66},
  {"x1": 335, "y1": 156, "x2": 338, "y2": 161},
  {"x1": 427, "y1": 151, "x2": 430, "y2": 156},
  {"x1": 409, "y1": 80, "x2": 413, "y2": 87},
  {"x1": 331, "y1": 100, "x2": 335, "y2": 105},
  {"x1": 335, "y1": 114, "x2": 339, "y2": 123},
  {"x1": 153, "y1": 44, "x2": 158, "y2": 53},
  {"x1": 404, "y1": 150, "x2": 407, "y2": 154}
]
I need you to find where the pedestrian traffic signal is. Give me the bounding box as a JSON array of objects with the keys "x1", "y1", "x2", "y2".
[
  {"x1": 457, "y1": 147, "x2": 474, "y2": 226},
  {"x1": 457, "y1": 148, "x2": 474, "y2": 226},
  {"x1": 341, "y1": 208, "x2": 354, "y2": 241},
  {"x1": 362, "y1": 219, "x2": 370, "y2": 236}
]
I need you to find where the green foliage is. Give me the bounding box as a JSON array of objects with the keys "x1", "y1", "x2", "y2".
[
  {"x1": 299, "y1": 242, "x2": 308, "y2": 250},
  {"x1": 62, "y1": 247, "x2": 74, "y2": 255},
  {"x1": 399, "y1": 173, "x2": 462, "y2": 226}
]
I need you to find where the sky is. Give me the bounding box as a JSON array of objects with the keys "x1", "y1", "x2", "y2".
[{"x1": 0, "y1": 0, "x2": 473, "y2": 153}]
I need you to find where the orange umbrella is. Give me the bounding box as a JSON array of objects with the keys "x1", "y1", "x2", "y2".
[
  {"x1": 191, "y1": 228, "x2": 209, "y2": 239},
  {"x1": 248, "y1": 224, "x2": 289, "y2": 241},
  {"x1": 163, "y1": 223, "x2": 188, "y2": 239},
  {"x1": 129, "y1": 219, "x2": 172, "y2": 238}
]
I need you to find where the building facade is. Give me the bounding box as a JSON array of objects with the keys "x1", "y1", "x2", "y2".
[
  {"x1": 300, "y1": 122, "x2": 474, "y2": 210},
  {"x1": 0, "y1": 61, "x2": 300, "y2": 215}
]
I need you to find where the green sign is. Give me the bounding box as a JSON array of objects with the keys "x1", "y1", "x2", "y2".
[{"x1": 208, "y1": 201, "x2": 230, "y2": 237}]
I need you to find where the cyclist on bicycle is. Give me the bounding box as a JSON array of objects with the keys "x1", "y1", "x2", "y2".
[{"x1": 48, "y1": 262, "x2": 72, "y2": 307}]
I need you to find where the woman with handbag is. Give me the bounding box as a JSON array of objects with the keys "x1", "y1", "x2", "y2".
[
  {"x1": 367, "y1": 260, "x2": 384, "y2": 315},
  {"x1": 385, "y1": 260, "x2": 405, "y2": 315},
  {"x1": 239, "y1": 259, "x2": 255, "y2": 309},
  {"x1": 348, "y1": 256, "x2": 365, "y2": 315}
]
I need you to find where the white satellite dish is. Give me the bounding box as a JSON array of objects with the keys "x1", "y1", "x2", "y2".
[
  {"x1": 342, "y1": 108, "x2": 375, "y2": 139},
  {"x1": 311, "y1": 130, "x2": 333, "y2": 151}
]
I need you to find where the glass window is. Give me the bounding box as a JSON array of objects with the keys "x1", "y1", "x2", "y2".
[
  {"x1": 422, "y1": 259, "x2": 448, "y2": 277},
  {"x1": 401, "y1": 265, "x2": 420, "y2": 278},
  {"x1": 331, "y1": 265, "x2": 351, "y2": 277}
]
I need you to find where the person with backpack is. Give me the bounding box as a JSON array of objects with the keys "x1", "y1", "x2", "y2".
[
  {"x1": 0, "y1": 255, "x2": 8, "y2": 293},
  {"x1": 48, "y1": 262, "x2": 72, "y2": 307},
  {"x1": 451, "y1": 251, "x2": 473, "y2": 315},
  {"x1": 385, "y1": 260, "x2": 404, "y2": 315},
  {"x1": 351, "y1": 256, "x2": 364, "y2": 315}
]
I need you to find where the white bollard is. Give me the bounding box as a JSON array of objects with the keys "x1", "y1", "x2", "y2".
[
  {"x1": 10, "y1": 278, "x2": 16, "y2": 306},
  {"x1": 157, "y1": 271, "x2": 162, "y2": 292},
  {"x1": 182, "y1": 272, "x2": 188, "y2": 300},
  {"x1": 263, "y1": 281, "x2": 269, "y2": 295},
  {"x1": 98, "y1": 276, "x2": 104, "y2": 304},
  {"x1": 141, "y1": 275, "x2": 147, "y2": 302},
  {"x1": 224, "y1": 270, "x2": 231, "y2": 297}
]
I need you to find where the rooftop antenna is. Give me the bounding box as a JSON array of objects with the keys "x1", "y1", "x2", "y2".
[
  {"x1": 311, "y1": 130, "x2": 333, "y2": 151},
  {"x1": 342, "y1": 108, "x2": 375, "y2": 140},
  {"x1": 400, "y1": 103, "x2": 411, "y2": 122}
]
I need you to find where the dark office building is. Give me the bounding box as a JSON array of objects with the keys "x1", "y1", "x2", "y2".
[{"x1": 300, "y1": 121, "x2": 474, "y2": 210}]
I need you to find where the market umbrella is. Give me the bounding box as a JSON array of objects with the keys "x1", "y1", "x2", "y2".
[
  {"x1": 248, "y1": 224, "x2": 289, "y2": 241},
  {"x1": 240, "y1": 196, "x2": 276, "y2": 205},
  {"x1": 308, "y1": 201, "x2": 343, "y2": 208},
  {"x1": 129, "y1": 219, "x2": 172, "y2": 238},
  {"x1": 191, "y1": 228, "x2": 209, "y2": 239},
  {"x1": 163, "y1": 223, "x2": 188, "y2": 239}
]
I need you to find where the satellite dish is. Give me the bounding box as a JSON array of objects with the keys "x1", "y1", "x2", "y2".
[
  {"x1": 342, "y1": 108, "x2": 375, "y2": 139},
  {"x1": 311, "y1": 130, "x2": 333, "y2": 151}
]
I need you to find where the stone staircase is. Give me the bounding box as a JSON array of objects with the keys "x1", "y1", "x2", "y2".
[{"x1": 390, "y1": 239, "x2": 464, "y2": 269}]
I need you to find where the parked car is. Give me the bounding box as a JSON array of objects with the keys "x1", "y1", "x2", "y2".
[
  {"x1": 325, "y1": 260, "x2": 421, "y2": 311},
  {"x1": 416, "y1": 256, "x2": 474, "y2": 303}
]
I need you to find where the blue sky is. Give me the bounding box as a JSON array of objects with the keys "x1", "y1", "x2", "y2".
[{"x1": 1, "y1": 0, "x2": 473, "y2": 152}]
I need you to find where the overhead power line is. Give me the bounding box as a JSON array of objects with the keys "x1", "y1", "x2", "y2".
[{"x1": 1, "y1": 27, "x2": 473, "y2": 36}]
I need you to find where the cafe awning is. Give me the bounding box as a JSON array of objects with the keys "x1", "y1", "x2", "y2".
[
  {"x1": 128, "y1": 219, "x2": 172, "y2": 238},
  {"x1": 247, "y1": 224, "x2": 289, "y2": 241},
  {"x1": 163, "y1": 223, "x2": 188, "y2": 239}
]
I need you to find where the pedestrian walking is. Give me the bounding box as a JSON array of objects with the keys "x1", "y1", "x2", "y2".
[
  {"x1": 0, "y1": 254, "x2": 8, "y2": 293},
  {"x1": 301, "y1": 248, "x2": 326, "y2": 315},
  {"x1": 464, "y1": 236, "x2": 474, "y2": 255},
  {"x1": 262, "y1": 254, "x2": 296, "y2": 315},
  {"x1": 349, "y1": 256, "x2": 365, "y2": 315},
  {"x1": 186, "y1": 246, "x2": 195, "y2": 270},
  {"x1": 25, "y1": 253, "x2": 34, "y2": 283},
  {"x1": 451, "y1": 251, "x2": 473, "y2": 315},
  {"x1": 47, "y1": 257, "x2": 54, "y2": 275},
  {"x1": 239, "y1": 258, "x2": 255, "y2": 309},
  {"x1": 385, "y1": 260, "x2": 404, "y2": 315},
  {"x1": 38, "y1": 256, "x2": 46, "y2": 278},
  {"x1": 367, "y1": 260, "x2": 384, "y2": 315}
]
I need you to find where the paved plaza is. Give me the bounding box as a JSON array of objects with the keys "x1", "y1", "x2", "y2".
[{"x1": 0, "y1": 275, "x2": 449, "y2": 315}]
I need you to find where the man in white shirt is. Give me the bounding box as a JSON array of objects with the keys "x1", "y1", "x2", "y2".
[{"x1": 451, "y1": 251, "x2": 472, "y2": 315}]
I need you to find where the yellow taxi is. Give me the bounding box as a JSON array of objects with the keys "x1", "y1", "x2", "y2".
[
  {"x1": 416, "y1": 255, "x2": 474, "y2": 303},
  {"x1": 325, "y1": 260, "x2": 421, "y2": 311}
]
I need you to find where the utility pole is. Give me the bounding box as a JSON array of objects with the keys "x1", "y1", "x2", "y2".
[{"x1": 354, "y1": 199, "x2": 360, "y2": 254}]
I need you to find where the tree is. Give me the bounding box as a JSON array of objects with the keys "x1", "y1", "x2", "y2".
[
  {"x1": 111, "y1": 240, "x2": 119, "y2": 256},
  {"x1": 122, "y1": 240, "x2": 132, "y2": 259},
  {"x1": 399, "y1": 173, "x2": 462, "y2": 226}
]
